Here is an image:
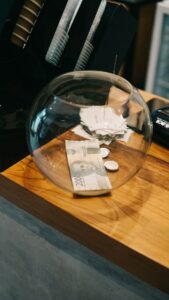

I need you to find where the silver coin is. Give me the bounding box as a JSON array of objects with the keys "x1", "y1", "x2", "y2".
[
  {"x1": 104, "y1": 160, "x2": 119, "y2": 171},
  {"x1": 100, "y1": 147, "x2": 110, "y2": 158}
]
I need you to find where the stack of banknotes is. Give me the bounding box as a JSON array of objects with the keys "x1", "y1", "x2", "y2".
[
  {"x1": 72, "y1": 106, "x2": 128, "y2": 144},
  {"x1": 65, "y1": 139, "x2": 112, "y2": 195},
  {"x1": 80, "y1": 106, "x2": 127, "y2": 139}
]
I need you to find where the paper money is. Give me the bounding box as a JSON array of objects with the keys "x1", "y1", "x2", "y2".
[
  {"x1": 80, "y1": 106, "x2": 127, "y2": 142},
  {"x1": 65, "y1": 139, "x2": 112, "y2": 195},
  {"x1": 72, "y1": 124, "x2": 133, "y2": 145},
  {"x1": 71, "y1": 125, "x2": 113, "y2": 145}
]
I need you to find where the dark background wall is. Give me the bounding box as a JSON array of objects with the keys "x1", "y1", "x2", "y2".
[{"x1": 0, "y1": 0, "x2": 15, "y2": 32}]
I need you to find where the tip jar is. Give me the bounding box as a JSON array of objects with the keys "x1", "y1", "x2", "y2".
[{"x1": 27, "y1": 71, "x2": 152, "y2": 196}]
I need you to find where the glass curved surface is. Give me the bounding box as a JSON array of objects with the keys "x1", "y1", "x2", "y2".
[{"x1": 27, "y1": 71, "x2": 152, "y2": 196}]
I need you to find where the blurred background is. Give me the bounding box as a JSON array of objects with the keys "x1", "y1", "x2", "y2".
[{"x1": 0, "y1": 0, "x2": 168, "y2": 170}]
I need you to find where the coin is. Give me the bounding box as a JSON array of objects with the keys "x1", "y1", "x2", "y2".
[
  {"x1": 104, "y1": 160, "x2": 119, "y2": 171},
  {"x1": 100, "y1": 147, "x2": 110, "y2": 158}
]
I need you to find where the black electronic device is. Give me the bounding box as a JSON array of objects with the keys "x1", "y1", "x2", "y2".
[
  {"x1": 146, "y1": 97, "x2": 169, "y2": 148},
  {"x1": 151, "y1": 105, "x2": 169, "y2": 148}
]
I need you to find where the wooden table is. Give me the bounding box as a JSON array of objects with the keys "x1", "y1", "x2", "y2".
[{"x1": 0, "y1": 90, "x2": 169, "y2": 293}]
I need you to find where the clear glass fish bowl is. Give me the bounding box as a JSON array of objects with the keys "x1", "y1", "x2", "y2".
[{"x1": 27, "y1": 71, "x2": 152, "y2": 196}]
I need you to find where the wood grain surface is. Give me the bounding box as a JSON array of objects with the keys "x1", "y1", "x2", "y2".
[{"x1": 0, "y1": 90, "x2": 169, "y2": 293}]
